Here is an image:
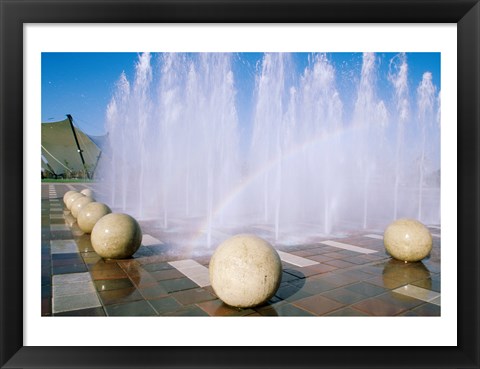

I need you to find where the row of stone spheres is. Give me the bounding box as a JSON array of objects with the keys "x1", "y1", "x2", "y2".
[
  {"x1": 62, "y1": 189, "x2": 432, "y2": 309},
  {"x1": 63, "y1": 189, "x2": 142, "y2": 259}
]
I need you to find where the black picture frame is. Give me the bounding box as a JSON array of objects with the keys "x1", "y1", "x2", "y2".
[{"x1": 1, "y1": 0, "x2": 479, "y2": 368}]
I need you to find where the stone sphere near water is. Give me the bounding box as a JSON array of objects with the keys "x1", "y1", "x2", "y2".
[
  {"x1": 71, "y1": 196, "x2": 94, "y2": 218},
  {"x1": 66, "y1": 192, "x2": 84, "y2": 210},
  {"x1": 63, "y1": 190, "x2": 78, "y2": 205},
  {"x1": 91, "y1": 213, "x2": 142, "y2": 259},
  {"x1": 77, "y1": 202, "x2": 112, "y2": 233},
  {"x1": 384, "y1": 218, "x2": 432, "y2": 262},
  {"x1": 80, "y1": 188, "x2": 94, "y2": 197},
  {"x1": 209, "y1": 234, "x2": 282, "y2": 308}
]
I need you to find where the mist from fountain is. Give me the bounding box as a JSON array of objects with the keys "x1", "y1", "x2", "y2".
[{"x1": 98, "y1": 52, "x2": 440, "y2": 247}]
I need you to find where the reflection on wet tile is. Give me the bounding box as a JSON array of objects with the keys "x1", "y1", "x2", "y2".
[
  {"x1": 159, "y1": 278, "x2": 198, "y2": 293},
  {"x1": 53, "y1": 292, "x2": 101, "y2": 314},
  {"x1": 326, "y1": 307, "x2": 369, "y2": 316},
  {"x1": 139, "y1": 284, "x2": 168, "y2": 299},
  {"x1": 53, "y1": 281, "x2": 96, "y2": 297},
  {"x1": 345, "y1": 282, "x2": 388, "y2": 298},
  {"x1": 52, "y1": 264, "x2": 88, "y2": 275},
  {"x1": 150, "y1": 268, "x2": 185, "y2": 281},
  {"x1": 168, "y1": 305, "x2": 209, "y2": 316},
  {"x1": 382, "y1": 260, "x2": 433, "y2": 285},
  {"x1": 105, "y1": 300, "x2": 157, "y2": 316},
  {"x1": 322, "y1": 288, "x2": 367, "y2": 305},
  {"x1": 171, "y1": 288, "x2": 216, "y2": 305},
  {"x1": 259, "y1": 303, "x2": 314, "y2": 316},
  {"x1": 392, "y1": 284, "x2": 440, "y2": 304},
  {"x1": 364, "y1": 275, "x2": 406, "y2": 289},
  {"x1": 412, "y1": 277, "x2": 441, "y2": 293},
  {"x1": 324, "y1": 259, "x2": 357, "y2": 269},
  {"x1": 301, "y1": 263, "x2": 337, "y2": 277},
  {"x1": 91, "y1": 267, "x2": 128, "y2": 281},
  {"x1": 50, "y1": 224, "x2": 70, "y2": 232},
  {"x1": 142, "y1": 262, "x2": 173, "y2": 273},
  {"x1": 50, "y1": 240, "x2": 78, "y2": 254},
  {"x1": 94, "y1": 278, "x2": 134, "y2": 292},
  {"x1": 53, "y1": 271, "x2": 92, "y2": 285},
  {"x1": 98, "y1": 287, "x2": 144, "y2": 305},
  {"x1": 411, "y1": 302, "x2": 441, "y2": 316},
  {"x1": 293, "y1": 295, "x2": 344, "y2": 315},
  {"x1": 52, "y1": 257, "x2": 84, "y2": 267},
  {"x1": 50, "y1": 218, "x2": 66, "y2": 225},
  {"x1": 54, "y1": 307, "x2": 106, "y2": 316},
  {"x1": 149, "y1": 296, "x2": 182, "y2": 315},
  {"x1": 376, "y1": 291, "x2": 425, "y2": 311},
  {"x1": 291, "y1": 278, "x2": 337, "y2": 295},
  {"x1": 197, "y1": 299, "x2": 254, "y2": 316},
  {"x1": 50, "y1": 230, "x2": 74, "y2": 240},
  {"x1": 352, "y1": 297, "x2": 406, "y2": 316}
]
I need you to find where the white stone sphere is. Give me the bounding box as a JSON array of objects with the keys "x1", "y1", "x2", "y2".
[
  {"x1": 66, "y1": 192, "x2": 84, "y2": 210},
  {"x1": 91, "y1": 213, "x2": 142, "y2": 259},
  {"x1": 63, "y1": 190, "x2": 78, "y2": 206},
  {"x1": 80, "y1": 188, "x2": 94, "y2": 198},
  {"x1": 77, "y1": 202, "x2": 112, "y2": 234},
  {"x1": 209, "y1": 234, "x2": 282, "y2": 308},
  {"x1": 384, "y1": 218, "x2": 432, "y2": 262},
  {"x1": 71, "y1": 196, "x2": 94, "y2": 218}
]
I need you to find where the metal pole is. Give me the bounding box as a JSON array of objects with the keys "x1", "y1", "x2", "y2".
[{"x1": 66, "y1": 114, "x2": 90, "y2": 179}]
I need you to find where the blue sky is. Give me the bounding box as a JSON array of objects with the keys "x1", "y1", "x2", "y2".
[{"x1": 42, "y1": 52, "x2": 440, "y2": 137}]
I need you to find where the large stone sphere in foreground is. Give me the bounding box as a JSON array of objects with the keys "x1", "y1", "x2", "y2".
[
  {"x1": 63, "y1": 190, "x2": 78, "y2": 205},
  {"x1": 66, "y1": 192, "x2": 84, "y2": 210},
  {"x1": 384, "y1": 218, "x2": 432, "y2": 262},
  {"x1": 71, "y1": 196, "x2": 94, "y2": 218},
  {"x1": 209, "y1": 234, "x2": 282, "y2": 308},
  {"x1": 77, "y1": 202, "x2": 111, "y2": 233},
  {"x1": 91, "y1": 213, "x2": 142, "y2": 259},
  {"x1": 80, "y1": 188, "x2": 94, "y2": 198}
]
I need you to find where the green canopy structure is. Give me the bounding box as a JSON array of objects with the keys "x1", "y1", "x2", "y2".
[{"x1": 41, "y1": 115, "x2": 103, "y2": 179}]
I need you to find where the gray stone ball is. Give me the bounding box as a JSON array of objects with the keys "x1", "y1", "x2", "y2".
[
  {"x1": 66, "y1": 192, "x2": 84, "y2": 210},
  {"x1": 209, "y1": 234, "x2": 282, "y2": 308},
  {"x1": 80, "y1": 188, "x2": 94, "y2": 198},
  {"x1": 71, "y1": 196, "x2": 94, "y2": 218},
  {"x1": 384, "y1": 218, "x2": 433, "y2": 262},
  {"x1": 91, "y1": 213, "x2": 142, "y2": 259},
  {"x1": 63, "y1": 190, "x2": 78, "y2": 205},
  {"x1": 77, "y1": 202, "x2": 112, "y2": 234}
]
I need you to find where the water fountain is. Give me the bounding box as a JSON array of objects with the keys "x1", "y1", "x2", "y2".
[{"x1": 98, "y1": 52, "x2": 440, "y2": 247}]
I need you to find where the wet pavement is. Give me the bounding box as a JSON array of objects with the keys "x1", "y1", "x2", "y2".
[{"x1": 42, "y1": 183, "x2": 441, "y2": 317}]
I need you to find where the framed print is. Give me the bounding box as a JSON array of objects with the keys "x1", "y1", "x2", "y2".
[{"x1": 1, "y1": 0, "x2": 479, "y2": 368}]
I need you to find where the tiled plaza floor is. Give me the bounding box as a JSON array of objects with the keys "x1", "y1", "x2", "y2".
[{"x1": 41, "y1": 183, "x2": 441, "y2": 317}]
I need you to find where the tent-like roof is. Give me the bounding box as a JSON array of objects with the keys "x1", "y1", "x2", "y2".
[{"x1": 41, "y1": 117, "x2": 102, "y2": 177}]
